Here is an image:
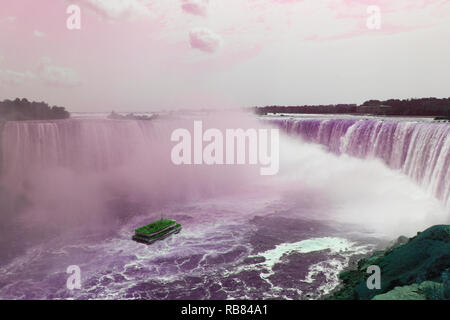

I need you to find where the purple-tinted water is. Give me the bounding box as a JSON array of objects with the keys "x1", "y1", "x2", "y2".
[
  {"x1": 0, "y1": 193, "x2": 379, "y2": 299},
  {"x1": 0, "y1": 117, "x2": 448, "y2": 299}
]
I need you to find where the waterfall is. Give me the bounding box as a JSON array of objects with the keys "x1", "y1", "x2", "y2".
[
  {"x1": 271, "y1": 119, "x2": 450, "y2": 210},
  {"x1": 0, "y1": 117, "x2": 262, "y2": 222},
  {"x1": 0, "y1": 117, "x2": 448, "y2": 225},
  {"x1": 1, "y1": 119, "x2": 160, "y2": 183}
]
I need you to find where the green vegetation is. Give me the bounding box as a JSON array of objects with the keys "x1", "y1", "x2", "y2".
[
  {"x1": 423, "y1": 269, "x2": 450, "y2": 300},
  {"x1": 372, "y1": 281, "x2": 442, "y2": 300},
  {"x1": 254, "y1": 97, "x2": 450, "y2": 117},
  {"x1": 327, "y1": 225, "x2": 450, "y2": 300},
  {"x1": 135, "y1": 219, "x2": 176, "y2": 235},
  {"x1": 0, "y1": 98, "x2": 70, "y2": 121}
]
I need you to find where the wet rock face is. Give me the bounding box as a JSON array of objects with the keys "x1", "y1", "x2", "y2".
[{"x1": 329, "y1": 225, "x2": 450, "y2": 300}]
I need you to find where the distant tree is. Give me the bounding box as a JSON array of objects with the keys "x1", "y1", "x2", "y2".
[
  {"x1": 0, "y1": 98, "x2": 70, "y2": 121},
  {"x1": 253, "y1": 98, "x2": 450, "y2": 117}
]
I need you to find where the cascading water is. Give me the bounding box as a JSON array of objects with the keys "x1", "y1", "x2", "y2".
[
  {"x1": 0, "y1": 115, "x2": 448, "y2": 299},
  {"x1": 271, "y1": 118, "x2": 450, "y2": 210},
  {"x1": 0, "y1": 117, "x2": 263, "y2": 225}
]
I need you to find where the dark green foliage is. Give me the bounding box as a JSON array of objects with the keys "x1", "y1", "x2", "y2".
[
  {"x1": 254, "y1": 97, "x2": 450, "y2": 117},
  {"x1": 328, "y1": 225, "x2": 450, "y2": 300},
  {"x1": 0, "y1": 98, "x2": 70, "y2": 121},
  {"x1": 424, "y1": 269, "x2": 450, "y2": 300}
]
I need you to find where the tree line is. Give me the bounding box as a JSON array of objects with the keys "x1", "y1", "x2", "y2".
[
  {"x1": 0, "y1": 98, "x2": 70, "y2": 121},
  {"x1": 254, "y1": 97, "x2": 450, "y2": 117}
]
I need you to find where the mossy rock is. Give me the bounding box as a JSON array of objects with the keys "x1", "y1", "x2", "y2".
[
  {"x1": 328, "y1": 225, "x2": 450, "y2": 300},
  {"x1": 372, "y1": 281, "x2": 442, "y2": 300}
]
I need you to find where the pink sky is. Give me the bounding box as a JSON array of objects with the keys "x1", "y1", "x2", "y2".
[{"x1": 0, "y1": 0, "x2": 449, "y2": 112}]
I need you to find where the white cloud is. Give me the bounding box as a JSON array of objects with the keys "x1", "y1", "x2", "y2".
[
  {"x1": 74, "y1": 0, "x2": 151, "y2": 20},
  {"x1": 0, "y1": 16, "x2": 16, "y2": 23},
  {"x1": 0, "y1": 57, "x2": 81, "y2": 88},
  {"x1": 0, "y1": 57, "x2": 37, "y2": 86},
  {"x1": 37, "y1": 57, "x2": 82, "y2": 88},
  {"x1": 189, "y1": 28, "x2": 223, "y2": 53},
  {"x1": 0, "y1": 69, "x2": 36, "y2": 86},
  {"x1": 34, "y1": 30, "x2": 45, "y2": 37}
]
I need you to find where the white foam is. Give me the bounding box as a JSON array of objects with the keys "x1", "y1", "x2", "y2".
[{"x1": 250, "y1": 237, "x2": 356, "y2": 272}]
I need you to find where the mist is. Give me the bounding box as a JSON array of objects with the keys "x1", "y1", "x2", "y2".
[
  {"x1": 274, "y1": 135, "x2": 447, "y2": 237},
  {"x1": 1, "y1": 112, "x2": 446, "y2": 240},
  {"x1": 0, "y1": 112, "x2": 265, "y2": 228}
]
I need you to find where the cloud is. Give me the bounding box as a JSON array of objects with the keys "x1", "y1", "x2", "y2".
[
  {"x1": 0, "y1": 58, "x2": 81, "y2": 88},
  {"x1": 189, "y1": 28, "x2": 223, "y2": 53},
  {"x1": 33, "y1": 30, "x2": 45, "y2": 37},
  {"x1": 73, "y1": 0, "x2": 151, "y2": 20},
  {"x1": 37, "y1": 57, "x2": 82, "y2": 88},
  {"x1": 0, "y1": 70, "x2": 36, "y2": 86},
  {"x1": 0, "y1": 16, "x2": 16, "y2": 23},
  {"x1": 0, "y1": 57, "x2": 36, "y2": 86},
  {"x1": 181, "y1": 0, "x2": 209, "y2": 16}
]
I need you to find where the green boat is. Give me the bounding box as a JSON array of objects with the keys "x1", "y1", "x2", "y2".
[{"x1": 132, "y1": 219, "x2": 182, "y2": 244}]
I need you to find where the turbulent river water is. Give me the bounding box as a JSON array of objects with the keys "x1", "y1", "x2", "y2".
[{"x1": 0, "y1": 114, "x2": 448, "y2": 299}]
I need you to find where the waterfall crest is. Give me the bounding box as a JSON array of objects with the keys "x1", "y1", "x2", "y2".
[
  {"x1": 272, "y1": 119, "x2": 450, "y2": 209},
  {"x1": 0, "y1": 117, "x2": 262, "y2": 222}
]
